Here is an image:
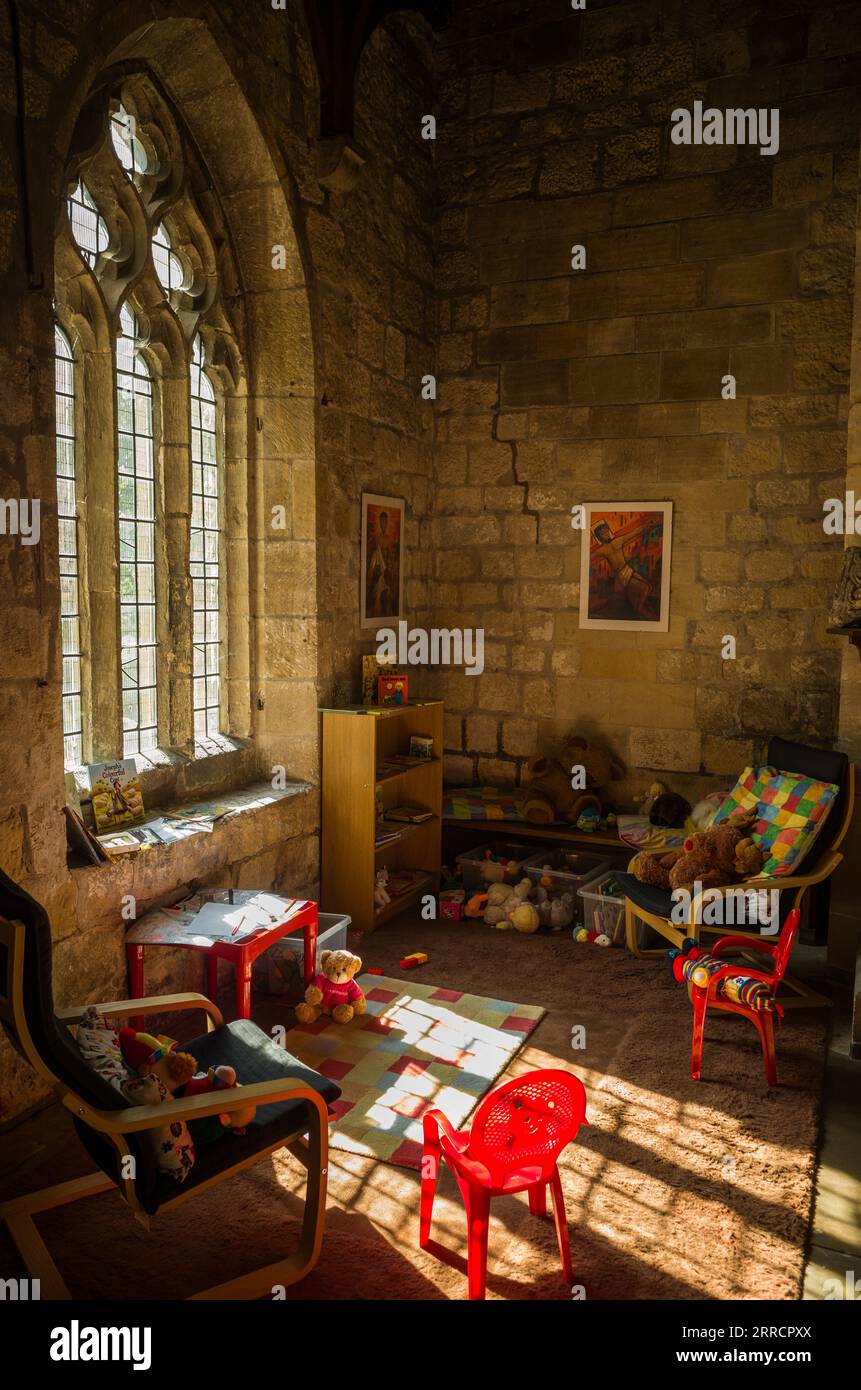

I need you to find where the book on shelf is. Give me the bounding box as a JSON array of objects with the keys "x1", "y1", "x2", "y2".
[
  {"x1": 383, "y1": 869, "x2": 433, "y2": 899},
  {"x1": 384, "y1": 805, "x2": 434, "y2": 824},
  {"x1": 374, "y1": 824, "x2": 401, "y2": 846}
]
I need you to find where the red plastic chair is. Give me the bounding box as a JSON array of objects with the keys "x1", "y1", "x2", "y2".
[
  {"x1": 419, "y1": 1068, "x2": 588, "y2": 1300},
  {"x1": 690, "y1": 907, "x2": 801, "y2": 1086}
]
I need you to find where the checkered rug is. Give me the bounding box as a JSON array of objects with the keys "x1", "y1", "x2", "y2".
[{"x1": 284, "y1": 974, "x2": 546, "y2": 1169}]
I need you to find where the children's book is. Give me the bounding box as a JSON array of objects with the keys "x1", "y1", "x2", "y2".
[
  {"x1": 88, "y1": 759, "x2": 145, "y2": 832},
  {"x1": 385, "y1": 805, "x2": 434, "y2": 823}
]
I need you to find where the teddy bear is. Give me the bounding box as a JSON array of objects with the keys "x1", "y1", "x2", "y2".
[
  {"x1": 522, "y1": 734, "x2": 625, "y2": 825},
  {"x1": 629, "y1": 810, "x2": 765, "y2": 895},
  {"x1": 295, "y1": 948, "x2": 366, "y2": 1025}
]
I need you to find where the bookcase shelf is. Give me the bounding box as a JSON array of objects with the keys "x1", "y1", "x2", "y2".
[{"x1": 320, "y1": 701, "x2": 443, "y2": 933}]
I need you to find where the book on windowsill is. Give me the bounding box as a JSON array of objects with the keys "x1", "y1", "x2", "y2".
[
  {"x1": 88, "y1": 758, "x2": 145, "y2": 832},
  {"x1": 384, "y1": 805, "x2": 434, "y2": 824}
]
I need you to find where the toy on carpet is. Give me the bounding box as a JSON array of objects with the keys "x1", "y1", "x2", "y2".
[
  {"x1": 400, "y1": 951, "x2": 428, "y2": 970},
  {"x1": 522, "y1": 733, "x2": 624, "y2": 826},
  {"x1": 481, "y1": 877, "x2": 541, "y2": 932},
  {"x1": 295, "y1": 948, "x2": 366, "y2": 1024},
  {"x1": 668, "y1": 940, "x2": 780, "y2": 1013},
  {"x1": 366, "y1": 966, "x2": 384, "y2": 976},
  {"x1": 374, "y1": 867, "x2": 391, "y2": 909},
  {"x1": 440, "y1": 887, "x2": 465, "y2": 920},
  {"x1": 177, "y1": 1065, "x2": 258, "y2": 1142},
  {"x1": 628, "y1": 809, "x2": 766, "y2": 894},
  {"x1": 118, "y1": 1027, "x2": 197, "y2": 1092},
  {"x1": 575, "y1": 927, "x2": 611, "y2": 947},
  {"x1": 464, "y1": 890, "x2": 489, "y2": 917}
]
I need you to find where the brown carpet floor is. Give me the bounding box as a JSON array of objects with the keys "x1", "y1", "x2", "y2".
[{"x1": 0, "y1": 915, "x2": 827, "y2": 1300}]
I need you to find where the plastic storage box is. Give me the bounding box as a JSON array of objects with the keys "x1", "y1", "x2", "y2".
[
  {"x1": 577, "y1": 872, "x2": 626, "y2": 944},
  {"x1": 260, "y1": 912, "x2": 351, "y2": 998},
  {"x1": 522, "y1": 849, "x2": 611, "y2": 930},
  {"x1": 456, "y1": 842, "x2": 538, "y2": 890}
]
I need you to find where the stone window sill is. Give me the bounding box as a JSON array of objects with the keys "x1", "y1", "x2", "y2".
[{"x1": 70, "y1": 777, "x2": 315, "y2": 879}]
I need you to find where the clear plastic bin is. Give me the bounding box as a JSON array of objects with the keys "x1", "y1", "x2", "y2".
[
  {"x1": 456, "y1": 841, "x2": 538, "y2": 890},
  {"x1": 523, "y1": 848, "x2": 610, "y2": 897},
  {"x1": 258, "y1": 912, "x2": 351, "y2": 998},
  {"x1": 577, "y1": 872, "x2": 626, "y2": 943}
]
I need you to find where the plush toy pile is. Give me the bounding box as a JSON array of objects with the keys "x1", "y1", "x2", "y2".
[
  {"x1": 628, "y1": 809, "x2": 765, "y2": 894},
  {"x1": 462, "y1": 874, "x2": 575, "y2": 932},
  {"x1": 73, "y1": 1008, "x2": 259, "y2": 1185}
]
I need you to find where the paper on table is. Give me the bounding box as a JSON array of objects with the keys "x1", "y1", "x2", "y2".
[{"x1": 183, "y1": 893, "x2": 300, "y2": 941}]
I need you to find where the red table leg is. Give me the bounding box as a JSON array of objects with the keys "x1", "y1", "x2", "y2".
[
  {"x1": 235, "y1": 951, "x2": 253, "y2": 1020},
  {"x1": 304, "y1": 904, "x2": 318, "y2": 988},
  {"x1": 127, "y1": 943, "x2": 146, "y2": 1031},
  {"x1": 206, "y1": 952, "x2": 219, "y2": 1006}
]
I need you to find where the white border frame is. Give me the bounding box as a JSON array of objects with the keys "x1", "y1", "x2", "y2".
[
  {"x1": 360, "y1": 492, "x2": 405, "y2": 631},
  {"x1": 578, "y1": 501, "x2": 673, "y2": 632}
]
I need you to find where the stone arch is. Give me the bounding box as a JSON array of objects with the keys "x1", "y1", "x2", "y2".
[{"x1": 51, "y1": 5, "x2": 319, "y2": 784}]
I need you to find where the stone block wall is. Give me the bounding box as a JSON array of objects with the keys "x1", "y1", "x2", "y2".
[
  {"x1": 0, "y1": 0, "x2": 435, "y2": 1122},
  {"x1": 430, "y1": 0, "x2": 861, "y2": 812}
]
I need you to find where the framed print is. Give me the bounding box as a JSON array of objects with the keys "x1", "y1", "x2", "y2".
[
  {"x1": 578, "y1": 502, "x2": 672, "y2": 632},
  {"x1": 360, "y1": 492, "x2": 405, "y2": 630}
]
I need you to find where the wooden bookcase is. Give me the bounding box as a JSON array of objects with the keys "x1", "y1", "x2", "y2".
[{"x1": 321, "y1": 701, "x2": 444, "y2": 933}]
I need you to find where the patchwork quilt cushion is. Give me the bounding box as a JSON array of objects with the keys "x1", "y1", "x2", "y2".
[
  {"x1": 675, "y1": 952, "x2": 777, "y2": 1012},
  {"x1": 710, "y1": 765, "x2": 839, "y2": 877},
  {"x1": 75, "y1": 1006, "x2": 194, "y2": 1182}
]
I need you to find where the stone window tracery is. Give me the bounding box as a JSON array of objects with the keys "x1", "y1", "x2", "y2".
[{"x1": 54, "y1": 73, "x2": 241, "y2": 768}]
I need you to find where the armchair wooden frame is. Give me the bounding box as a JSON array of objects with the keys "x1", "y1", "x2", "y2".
[
  {"x1": 0, "y1": 915, "x2": 332, "y2": 1301},
  {"x1": 624, "y1": 763, "x2": 855, "y2": 1012}
]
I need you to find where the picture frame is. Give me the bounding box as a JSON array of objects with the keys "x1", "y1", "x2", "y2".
[
  {"x1": 360, "y1": 492, "x2": 405, "y2": 631},
  {"x1": 578, "y1": 502, "x2": 673, "y2": 632}
]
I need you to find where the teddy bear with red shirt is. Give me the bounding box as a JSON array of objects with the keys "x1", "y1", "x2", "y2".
[{"x1": 295, "y1": 949, "x2": 366, "y2": 1025}]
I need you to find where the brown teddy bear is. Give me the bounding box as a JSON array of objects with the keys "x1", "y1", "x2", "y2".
[
  {"x1": 523, "y1": 734, "x2": 625, "y2": 825},
  {"x1": 629, "y1": 810, "x2": 765, "y2": 895},
  {"x1": 295, "y1": 949, "x2": 367, "y2": 1025}
]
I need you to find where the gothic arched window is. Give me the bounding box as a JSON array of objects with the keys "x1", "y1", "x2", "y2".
[{"x1": 54, "y1": 75, "x2": 243, "y2": 770}]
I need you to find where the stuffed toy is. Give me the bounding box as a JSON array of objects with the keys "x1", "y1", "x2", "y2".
[
  {"x1": 668, "y1": 940, "x2": 779, "y2": 1013},
  {"x1": 483, "y1": 882, "x2": 513, "y2": 926},
  {"x1": 522, "y1": 734, "x2": 624, "y2": 825},
  {"x1": 464, "y1": 890, "x2": 489, "y2": 918},
  {"x1": 295, "y1": 949, "x2": 366, "y2": 1024},
  {"x1": 649, "y1": 791, "x2": 692, "y2": 828},
  {"x1": 118, "y1": 1027, "x2": 197, "y2": 1092},
  {"x1": 483, "y1": 877, "x2": 539, "y2": 931},
  {"x1": 575, "y1": 927, "x2": 611, "y2": 947},
  {"x1": 629, "y1": 810, "x2": 765, "y2": 895},
  {"x1": 177, "y1": 1065, "x2": 257, "y2": 1142},
  {"x1": 374, "y1": 868, "x2": 391, "y2": 909}
]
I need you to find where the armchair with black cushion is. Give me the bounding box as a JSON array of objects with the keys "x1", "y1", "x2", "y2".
[
  {"x1": 0, "y1": 867, "x2": 340, "y2": 1299},
  {"x1": 617, "y1": 738, "x2": 855, "y2": 1010}
]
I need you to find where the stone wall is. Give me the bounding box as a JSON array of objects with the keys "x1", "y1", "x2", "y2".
[
  {"x1": 0, "y1": 0, "x2": 435, "y2": 1122},
  {"x1": 430, "y1": 0, "x2": 861, "y2": 817}
]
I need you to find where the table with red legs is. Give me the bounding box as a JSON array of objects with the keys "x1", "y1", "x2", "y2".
[{"x1": 125, "y1": 896, "x2": 318, "y2": 1026}]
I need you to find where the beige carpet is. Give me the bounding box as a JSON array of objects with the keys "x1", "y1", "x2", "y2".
[{"x1": 0, "y1": 916, "x2": 827, "y2": 1300}]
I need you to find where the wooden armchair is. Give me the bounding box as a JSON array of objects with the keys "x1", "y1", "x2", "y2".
[
  {"x1": 617, "y1": 738, "x2": 855, "y2": 1010},
  {"x1": 0, "y1": 868, "x2": 340, "y2": 1299}
]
